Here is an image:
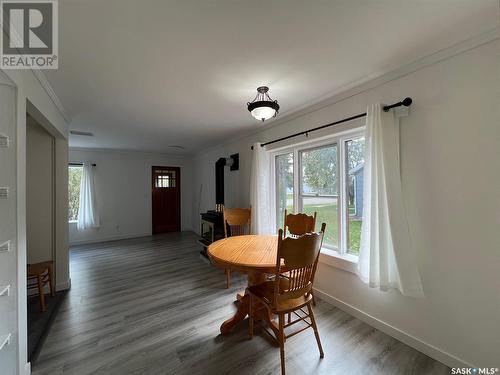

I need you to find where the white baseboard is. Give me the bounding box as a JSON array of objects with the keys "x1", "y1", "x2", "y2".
[
  {"x1": 56, "y1": 278, "x2": 71, "y2": 291},
  {"x1": 313, "y1": 287, "x2": 474, "y2": 369},
  {"x1": 69, "y1": 232, "x2": 151, "y2": 246}
]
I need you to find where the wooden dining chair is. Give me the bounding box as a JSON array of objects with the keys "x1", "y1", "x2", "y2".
[
  {"x1": 248, "y1": 224, "x2": 326, "y2": 375},
  {"x1": 27, "y1": 261, "x2": 55, "y2": 312},
  {"x1": 283, "y1": 209, "x2": 317, "y2": 238},
  {"x1": 223, "y1": 207, "x2": 251, "y2": 288},
  {"x1": 283, "y1": 209, "x2": 319, "y2": 306}
]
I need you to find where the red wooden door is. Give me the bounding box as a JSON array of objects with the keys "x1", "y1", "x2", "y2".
[{"x1": 152, "y1": 166, "x2": 181, "y2": 234}]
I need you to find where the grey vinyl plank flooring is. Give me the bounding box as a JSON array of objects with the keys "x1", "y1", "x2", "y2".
[{"x1": 33, "y1": 232, "x2": 449, "y2": 375}]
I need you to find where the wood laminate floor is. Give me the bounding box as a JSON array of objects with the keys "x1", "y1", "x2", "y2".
[{"x1": 33, "y1": 232, "x2": 449, "y2": 375}]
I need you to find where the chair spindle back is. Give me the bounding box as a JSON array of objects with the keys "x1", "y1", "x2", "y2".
[{"x1": 274, "y1": 223, "x2": 325, "y2": 305}]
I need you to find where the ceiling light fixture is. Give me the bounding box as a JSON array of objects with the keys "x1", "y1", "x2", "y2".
[{"x1": 247, "y1": 86, "x2": 279, "y2": 122}]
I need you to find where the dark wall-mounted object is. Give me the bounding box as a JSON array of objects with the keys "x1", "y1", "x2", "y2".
[{"x1": 230, "y1": 153, "x2": 239, "y2": 171}]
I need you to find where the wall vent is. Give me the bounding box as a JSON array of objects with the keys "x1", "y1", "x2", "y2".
[{"x1": 70, "y1": 130, "x2": 94, "y2": 137}]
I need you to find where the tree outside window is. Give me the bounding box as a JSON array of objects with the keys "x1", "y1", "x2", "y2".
[{"x1": 68, "y1": 165, "x2": 82, "y2": 221}]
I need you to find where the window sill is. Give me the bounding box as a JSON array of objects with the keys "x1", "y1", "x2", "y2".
[
  {"x1": 319, "y1": 248, "x2": 358, "y2": 273},
  {"x1": 69, "y1": 220, "x2": 77, "y2": 224}
]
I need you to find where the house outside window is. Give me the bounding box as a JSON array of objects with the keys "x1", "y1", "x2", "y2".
[
  {"x1": 272, "y1": 130, "x2": 365, "y2": 257},
  {"x1": 68, "y1": 165, "x2": 82, "y2": 222}
]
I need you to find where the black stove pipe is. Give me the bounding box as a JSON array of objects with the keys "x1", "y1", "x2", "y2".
[
  {"x1": 215, "y1": 154, "x2": 239, "y2": 211},
  {"x1": 215, "y1": 158, "x2": 226, "y2": 210}
]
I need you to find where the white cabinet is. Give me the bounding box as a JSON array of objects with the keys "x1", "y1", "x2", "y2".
[{"x1": 0, "y1": 73, "x2": 18, "y2": 375}]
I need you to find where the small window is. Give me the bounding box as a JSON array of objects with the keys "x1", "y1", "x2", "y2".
[
  {"x1": 68, "y1": 165, "x2": 82, "y2": 221},
  {"x1": 155, "y1": 169, "x2": 176, "y2": 188}
]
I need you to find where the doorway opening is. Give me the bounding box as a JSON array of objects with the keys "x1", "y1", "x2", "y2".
[
  {"x1": 152, "y1": 166, "x2": 181, "y2": 234},
  {"x1": 25, "y1": 112, "x2": 67, "y2": 365}
]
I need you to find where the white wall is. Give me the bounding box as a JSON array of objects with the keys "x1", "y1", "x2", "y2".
[
  {"x1": 192, "y1": 39, "x2": 500, "y2": 367},
  {"x1": 26, "y1": 119, "x2": 54, "y2": 265},
  {"x1": 69, "y1": 148, "x2": 194, "y2": 245}
]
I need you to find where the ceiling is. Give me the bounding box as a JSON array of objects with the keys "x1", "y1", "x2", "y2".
[{"x1": 45, "y1": 0, "x2": 498, "y2": 154}]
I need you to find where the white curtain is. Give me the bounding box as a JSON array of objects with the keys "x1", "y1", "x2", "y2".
[
  {"x1": 77, "y1": 162, "x2": 100, "y2": 230},
  {"x1": 250, "y1": 143, "x2": 273, "y2": 234},
  {"x1": 357, "y1": 104, "x2": 424, "y2": 297}
]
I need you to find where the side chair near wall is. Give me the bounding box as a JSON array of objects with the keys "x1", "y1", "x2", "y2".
[
  {"x1": 27, "y1": 261, "x2": 55, "y2": 312},
  {"x1": 248, "y1": 224, "x2": 326, "y2": 375},
  {"x1": 283, "y1": 209, "x2": 319, "y2": 306},
  {"x1": 223, "y1": 207, "x2": 252, "y2": 288}
]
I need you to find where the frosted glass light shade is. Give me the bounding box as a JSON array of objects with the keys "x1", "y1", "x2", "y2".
[{"x1": 251, "y1": 106, "x2": 276, "y2": 121}]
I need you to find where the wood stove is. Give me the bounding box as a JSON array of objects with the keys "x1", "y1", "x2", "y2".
[{"x1": 199, "y1": 153, "x2": 239, "y2": 257}]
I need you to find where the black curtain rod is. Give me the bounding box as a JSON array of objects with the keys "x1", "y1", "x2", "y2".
[
  {"x1": 251, "y1": 97, "x2": 412, "y2": 150},
  {"x1": 69, "y1": 162, "x2": 96, "y2": 167}
]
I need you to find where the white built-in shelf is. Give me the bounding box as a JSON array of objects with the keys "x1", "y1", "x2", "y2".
[
  {"x1": 0, "y1": 334, "x2": 11, "y2": 351},
  {"x1": 0, "y1": 285, "x2": 10, "y2": 297}
]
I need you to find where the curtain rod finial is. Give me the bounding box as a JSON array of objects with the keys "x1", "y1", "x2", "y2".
[{"x1": 402, "y1": 97, "x2": 412, "y2": 107}]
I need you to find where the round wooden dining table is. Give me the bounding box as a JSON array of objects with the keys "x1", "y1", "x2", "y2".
[{"x1": 208, "y1": 235, "x2": 279, "y2": 335}]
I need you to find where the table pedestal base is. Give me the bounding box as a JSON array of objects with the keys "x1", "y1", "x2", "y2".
[{"x1": 220, "y1": 271, "x2": 279, "y2": 338}]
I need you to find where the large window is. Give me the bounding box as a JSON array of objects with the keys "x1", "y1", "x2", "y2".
[
  {"x1": 274, "y1": 131, "x2": 365, "y2": 256},
  {"x1": 68, "y1": 165, "x2": 82, "y2": 221}
]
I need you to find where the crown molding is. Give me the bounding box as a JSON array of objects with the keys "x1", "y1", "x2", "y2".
[
  {"x1": 69, "y1": 146, "x2": 191, "y2": 158},
  {"x1": 31, "y1": 69, "x2": 71, "y2": 124},
  {"x1": 197, "y1": 27, "x2": 500, "y2": 156},
  {"x1": 262, "y1": 27, "x2": 500, "y2": 130}
]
